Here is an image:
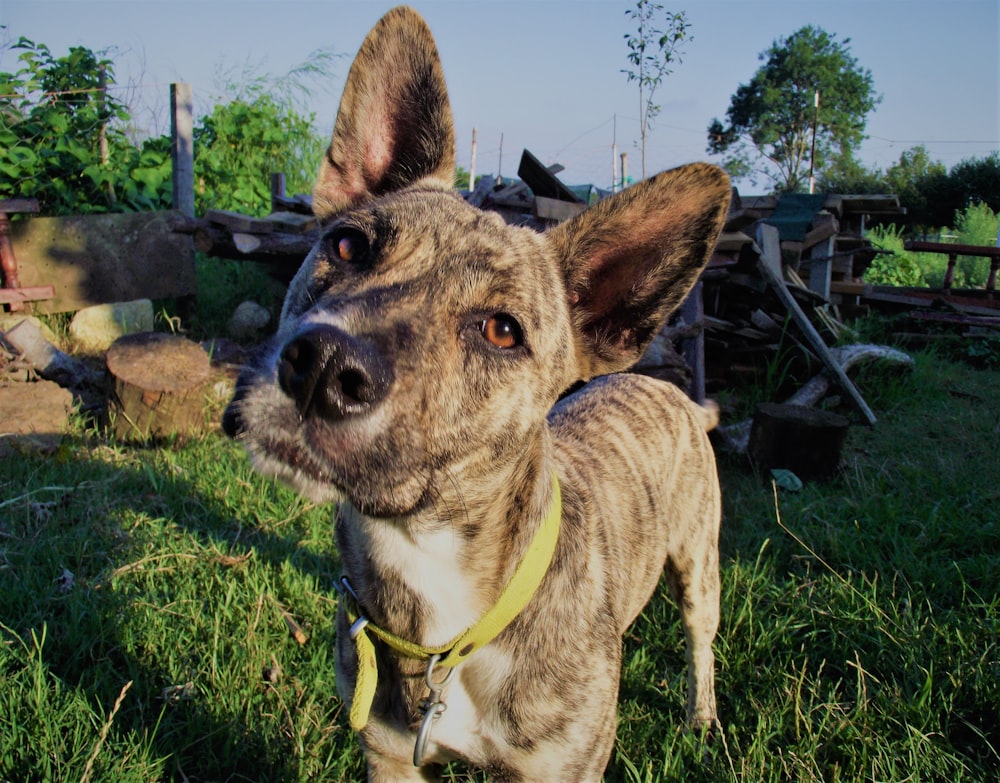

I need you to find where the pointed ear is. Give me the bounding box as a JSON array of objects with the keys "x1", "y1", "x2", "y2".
[
  {"x1": 547, "y1": 163, "x2": 731, "y2": 379},
  {"x1": 312, "y1": 6, "x2": 456, "y2": 218}
]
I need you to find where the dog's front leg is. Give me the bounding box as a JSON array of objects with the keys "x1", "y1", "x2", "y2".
[{"x1": 365, "y1": 752, "x2": 441, "y2": 783}]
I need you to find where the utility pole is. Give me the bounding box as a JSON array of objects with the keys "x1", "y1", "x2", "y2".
[
  {"x1": 808, "y1": 90, "x2": 820, "y2": 194},
  {"x1": 469, "y1": 127, "x2": 477, "y2": 190},
  {"x1": 612, "y1": 114, "x2": 619, "y2": 192}
]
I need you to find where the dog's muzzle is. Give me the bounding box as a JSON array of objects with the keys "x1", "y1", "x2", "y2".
[{"x1": 277, "y1": 324, "x2": 394, "y2": 421}]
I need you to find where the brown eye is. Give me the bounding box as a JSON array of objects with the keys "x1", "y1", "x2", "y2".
[
  {"x1": 480, "y1": 314, "x2": 523, "y2": 349},
  {"x1": 337, "y1": 236, "x2": 356, "y2": 261},
  {"x1": 330, "y1": 229, "x2": 369, "y2": 264}
]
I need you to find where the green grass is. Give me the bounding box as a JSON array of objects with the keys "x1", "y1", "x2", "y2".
[{"x1": 2, "y1": 344, "x2": 999, "y2": 781}]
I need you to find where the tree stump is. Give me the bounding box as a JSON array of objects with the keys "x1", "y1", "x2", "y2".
[
  {"x1": 748, "y1": 403, "x2": 849, "y2": 483},
  {"x1": 106, "y1": 332, "x2": 210, "y2": 441}
]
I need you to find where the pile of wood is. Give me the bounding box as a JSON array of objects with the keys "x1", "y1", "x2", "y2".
[{"x1": 171, "y1": 154, "x2": 914, "y2": 414}]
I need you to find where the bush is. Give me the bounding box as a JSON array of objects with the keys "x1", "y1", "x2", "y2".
[
  {"x1": 863, "y1": 224, "x2": 925, "y2": 286},
  {"x1": 0, "y1": 38, "x2": 171, "y2": 214},
  {"x1": 864, "y1": 202, "x2": 999, "y2": 289}
]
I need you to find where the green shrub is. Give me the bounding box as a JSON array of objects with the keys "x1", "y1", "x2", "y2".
[
  {"x1": 951, "y1": 201, "x2": 999, "y2": 288},
  {"x1": 863, "y1": 224, "x2": 925, "y2": 287},
  {"x1": 864, "y1": 202, "x2": 999, "y2": 289}
]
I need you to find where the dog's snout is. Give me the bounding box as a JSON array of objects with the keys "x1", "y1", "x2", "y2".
[{"x1": 278, "y1": 326, "x2": 392, "y2": 421}]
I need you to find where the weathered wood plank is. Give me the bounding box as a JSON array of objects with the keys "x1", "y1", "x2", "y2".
[
  {"x1": 205, "y1": 209, "x2": 275, "y2": 234},
  {"x1": 517, "y1": 149, "x2": 583, "y2": 204},
  {"x1": 533, "y1": 196, "x2": 585, "y2": 223},
  {"x1": 8, "y1": 210, "x2": 196, "y2": 314},
  {"x1": 755, "y1": 222, "x2": 877, "y2": 425}
]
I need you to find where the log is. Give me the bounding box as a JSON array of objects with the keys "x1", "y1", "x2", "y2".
[
  {"x1": 716, "y1": 343, "x2": 913, "y2": 454},
  {"x1": 748, "y1": 403, "x2": 849, "y2": 482},
  {"x1": 1, "y1": 317, "x2": 96, "y2": 388},
  {"x1": 106, "y1": 332, "x2": 211, "y2": 441},
  {"x1": 186, "y1": 221, "x2": 317, "y2": 270}
]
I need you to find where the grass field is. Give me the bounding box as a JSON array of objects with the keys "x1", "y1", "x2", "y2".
[{"x1": 1, "y1": 332, "x2": 998, "y2": 781}]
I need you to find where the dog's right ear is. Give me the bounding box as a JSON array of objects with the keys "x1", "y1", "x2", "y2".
[
  {"x1": 312, "y1": 6, "x2": 457, "y2": 218},
  {"x1": 548, "y1": 163, "x2": 731, "y2": 380}
]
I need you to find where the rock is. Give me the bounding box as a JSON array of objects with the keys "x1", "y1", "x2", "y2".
[
  {"x1": 69, "y1": 299, "x2": 154, "y2": 354},
  {"x1": 0, "y1": 379, "x2": 74, "y2": 455},
  {"x1": 226, "y1": 300, "x2": 271, "y2": 341}
]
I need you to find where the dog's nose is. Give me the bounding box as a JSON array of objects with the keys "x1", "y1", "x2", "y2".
[{"x1": 278, "y1": 326, "x2": 393, "y2": 421}]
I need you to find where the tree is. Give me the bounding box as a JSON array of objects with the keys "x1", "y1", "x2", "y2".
[
  {"x1": 927, "y1": 153, "x2": 1000, "y2": 229},
  {"x1": 0, "y1": 37, "x2": 166, "y2": 213},
  {"x1": 707, "y1": 26, "x2": 880, "y2": 192},
  {"x1": 194, "y1": 51, "x2": 336, "y2": 215},
  {"x1": 622, "y1": 1, "x2": 691, "y2": 179}
]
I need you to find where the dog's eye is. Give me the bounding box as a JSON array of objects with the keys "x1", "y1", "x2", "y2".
[
  {"x1": 329, "y1": 229, "x2": 370, "y2": 264},
  {"x1": 480, "y1": 314, "x2": 523, "y2": 350}
]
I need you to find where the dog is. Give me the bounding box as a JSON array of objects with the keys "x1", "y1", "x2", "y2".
[{"x1": 223, "y1": 6, "x2": 729, "y2": 781}]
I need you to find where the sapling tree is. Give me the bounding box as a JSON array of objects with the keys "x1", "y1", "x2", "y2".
[{"x1": 622, "y1": 1, "x2": 691, "y2": 179}]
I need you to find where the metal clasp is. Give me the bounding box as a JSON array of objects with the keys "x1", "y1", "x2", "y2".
[{"x1": 412, "y1": 654, "x2": 455, "y2": 767}]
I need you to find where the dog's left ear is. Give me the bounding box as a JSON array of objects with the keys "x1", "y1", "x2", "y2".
[
  {"x1": 548, "y1": 163, "x2": 731, "y2": 379},
  {"x1": 312, "y1": 6, "x2": 456, "y2": 218}
]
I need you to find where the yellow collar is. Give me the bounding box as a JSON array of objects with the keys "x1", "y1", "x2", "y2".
[{"x1": 339, "y1": 474, "x2": 562, "y2": 731}]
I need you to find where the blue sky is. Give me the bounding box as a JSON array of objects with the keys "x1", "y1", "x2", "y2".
[{"x1": 2, "y1": 0, "x2": 998, "y2": 193}]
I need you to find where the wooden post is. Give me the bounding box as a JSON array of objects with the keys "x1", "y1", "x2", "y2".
[
  {"x1": 807, "y1": 235, "x2": 835, "y2": 302},
  {"x1": 270, "y1": 172, "x2": 286, "y2": 213},
  {"x1": 98, "y1": 64, "x2": 116, "y2": 204},
  {"x1": 170, "y1": 83, "x2": 195, "y2": 219},
  {"x1": 680, "y1": 281, "x2": 705, "y2": 404},
  {"x1": 942, "y1": 253, "x2": 957, "y2": 291}
]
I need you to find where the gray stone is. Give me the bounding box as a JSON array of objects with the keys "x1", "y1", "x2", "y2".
[
  {"x1": 69, "y1": 299, "x2": 154, "y2": 354},
  {"x1": 227, "y1": 300, "x2": 271, "y2": 340}
]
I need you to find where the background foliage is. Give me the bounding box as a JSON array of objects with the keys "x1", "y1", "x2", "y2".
[
  {"x1": 0, "y1": 36, "x2": 333, "y2": 219},
  {"x1": 707, "y1": 26, "x2": 880, "y2": 193}
]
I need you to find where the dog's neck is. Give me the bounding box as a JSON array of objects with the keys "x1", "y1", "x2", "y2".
[{"x1": 334, "y1": 433, "x2": 554, "y2": 649}]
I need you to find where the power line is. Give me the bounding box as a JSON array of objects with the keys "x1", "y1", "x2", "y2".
[{"x1": 867, "y1": 134, "x2": 999, "y2": 145}]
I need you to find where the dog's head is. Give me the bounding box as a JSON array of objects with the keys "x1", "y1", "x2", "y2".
[{"x1": 223, "y1": 6, "x2": 730, "y2": 518}]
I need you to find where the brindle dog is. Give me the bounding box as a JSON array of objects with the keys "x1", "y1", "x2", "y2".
[{"x1": 224, "y1": 6, "x2": 730, "y2": 781}]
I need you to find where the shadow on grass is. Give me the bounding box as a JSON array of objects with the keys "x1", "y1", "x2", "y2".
[{"x1": 0, "y1": 432, "x2": 363, "y2": 782}]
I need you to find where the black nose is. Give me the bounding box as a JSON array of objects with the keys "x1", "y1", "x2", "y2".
[{"x1": 278, "y1": 325, "x2": 392, "y2": 421}]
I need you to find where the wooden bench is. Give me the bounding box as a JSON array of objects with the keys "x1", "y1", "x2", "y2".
[{"x1": 904, "y1": 240, "x2": 1000, "y2": 295}]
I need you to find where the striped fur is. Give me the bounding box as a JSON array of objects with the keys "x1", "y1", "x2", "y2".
[{"x1": 223, "y1": 7, "x2": 729, "y2": 781}]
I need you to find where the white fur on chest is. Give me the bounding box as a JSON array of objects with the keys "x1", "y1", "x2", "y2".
[{"x1": 366, "y1": 523, "x2": 481, "y2": 646}]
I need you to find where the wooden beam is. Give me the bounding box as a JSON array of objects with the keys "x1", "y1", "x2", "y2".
[
  {"x1": 755, "y1": 223, "x2": 877, "y2": 425},
  {"x1": 904, "y1": 240, "x2": 1000, "y2": 259},
  {"x1": 517, "y1": 149, "x2": 583, "y2": 204},
  {"x1": 0, "y1": 285, "x2": 55, "y2": 304},
  {"x1": 532, "y1": 196, "x2": 585, "y2": 223}
]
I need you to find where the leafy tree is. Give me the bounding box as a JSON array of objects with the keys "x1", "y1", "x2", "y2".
[
  {"x1": 817, "y1": 149, "x2": 886, "y2": 195},
  {"x1": 707, "y1": 26, "x2": 880, "y2": 192},
  {"x1": 882, "y1": 146, "x2": 946, "y2": 229},
  {"x1": 924, "y1": 153, "x2": 1000, "y2": 230},
  {"x1": 0, "y1": 37, "x2": 168, "y2": 213},
  {"x1": 623, "y1": 1, "x2": 691, "y2": 179},
  {"x1": 194, "y1": 52, "x2": 336, "y2": 216}
]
